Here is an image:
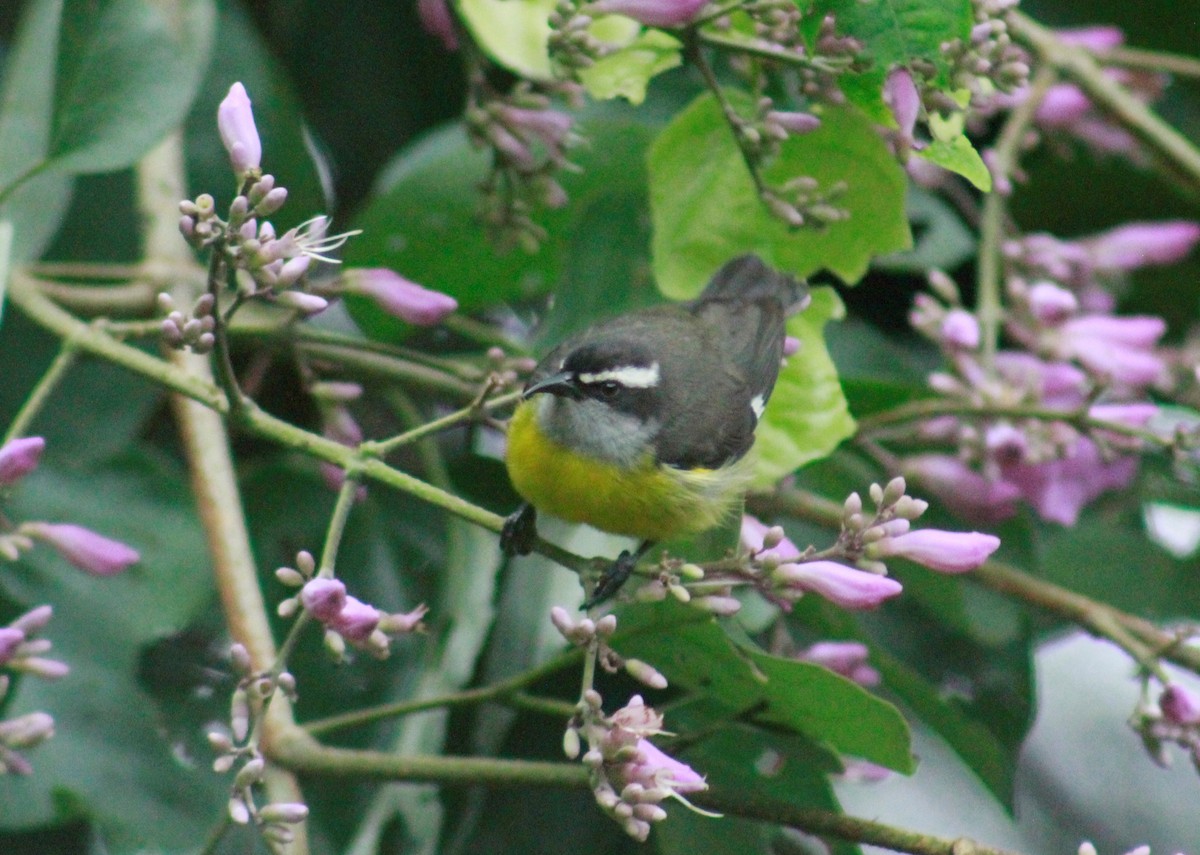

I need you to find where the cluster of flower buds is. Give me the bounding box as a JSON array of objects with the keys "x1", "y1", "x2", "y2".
[
  {"x1": 276, "y1": 550, "x2": 428, "y2": 660},
  {"x1": 551, "y1": 607, "x2": 668, "y2": 690},
  {"x1": 158, "y1": 292, "x2": 217, "y2": 354},
  {"x1": 760, "y1": 177, "x2": 850, "y2": 230},
  {"x1": 1131, "y1": 681, "x2": 1200, "y2": 774},
  {"x1": 939, "y1": 0, "x2": 1029, "y2": 106},
  {"x1": 0, "y1": 437, "x2": 140, "y2": 575},
  {"x1": 0, "y1": 606, "x2": 67, "y2": 776},
  {"x1": 566, "y1": 692, "x2": 708, "y2": 841},
  {"x1": 0, "y1": 678, "x2": 55, "y2": 776},
  {"x1": 467, "y1": 80, "x2": 582, "y2": 252},
  {"x1": 207, "y1": 643, "x2": 308, "y2": 852},
  {"x1": 743, "y1": 477, "x2": 999, "y2": 609}
]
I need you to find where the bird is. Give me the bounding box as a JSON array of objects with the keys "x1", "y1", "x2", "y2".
[{"x1": 500, "y1": 254, "x2": 808, "y2": 605}]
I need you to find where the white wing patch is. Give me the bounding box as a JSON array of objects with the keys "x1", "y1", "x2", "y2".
[
  {"x1": 577, "y1": 362, "x2": 661, "y2": 389},
  {"x1": 750, "y1": 394, "x2": 766, "y2": 420}
]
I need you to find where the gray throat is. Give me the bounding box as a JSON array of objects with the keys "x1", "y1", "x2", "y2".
[{"x1": 535, "y1": 395, "x2": 658, "y2": 468}]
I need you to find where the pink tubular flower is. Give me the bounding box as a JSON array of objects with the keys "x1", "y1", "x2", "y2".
[
  {"x1": 940, "y1": 309, "x2": 980, "y2": 350},
  {"x1": 586, "y1": 0, "x2": 708, "y2": 28},
  {"x1": 328, "y1": 596, "x2": 381, "y2": 643},
  {"x1": 623, "y1": 739, "x2": 707, "y2": 794},
  {"x1": 217, "y1": 82, "x2": 262, "y2": 176},
  {"x1": 740, "y1": 514, "x2": 799, "y2": 561},
  {"x1": 1084, "y1": 221, "x2": 1200, "y2": 273},
  {"x1": 1000, "y1": 437, "x2": 1136, "y2": 526},
  {"x1": 417, "y1": 0, "x2": 458, "y2": 51},
  {"x1": 1027, "y1": 281, "x2": 1079, "y2": 325},
  {"x1": 884, "y1": 68, "x2": 920, "y2": 140},
  {"x1": 798, "y1": 641, "x2": 880, "y2": 686},
  {"x1": 23, "y1": 523, "x2": 139, "y2": 576},
  {"x1": 1160, "y1": 684, "x2": 1200, "y2": 726},
  {"x1": 773, "y1": 561, "x2": 902, "y2": 609},
  {"x1": 300, "y1": 577, "x2": 348, "y2": 622},
  {"x1": 903, "y1": 454, "x2": 1020, "y2": 522},
  {"x1": 1055, "y1": 314, "x2": 1166, "y2": 387},
  {"x1": 342, "y1": 268, "x2": 458, "y2": 326},
  {"x1": 0, "y1": 629, "x2": 24, "y2": 665},
  {"x1": 0, "y1": 437, "x2": 45, "y2": 487},
  {"x1": 870, "y1": 529, "x2": 1000, "y2": 574}
]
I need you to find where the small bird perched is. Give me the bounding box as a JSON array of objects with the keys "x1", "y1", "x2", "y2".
[{"x1": 500, "y1": 254, "x2": 808, "y2": 604}]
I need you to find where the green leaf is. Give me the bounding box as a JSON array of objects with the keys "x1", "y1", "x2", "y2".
[
  {"x1": 458, "y1": 0, "x2": 556, "y2": 79},
  {"x1": 875, "y1": 187, "x2": 977, "y2": 273},
  {"x1": 753, "y1": 287, "x2": 856, "y2": 486},
  {"x1": 0, "y1": 455, "x2": 223, "y2": 849},
  {"x1": 917, "y1": 134, "x2": 992, "y2": 191},
  {"x1": 578, "y1": 29, "x2": 683, "y2": 105},
  {"x1": 811, "y1": 0, "x2": 973, "y2": 84},
  {"x1": 345, "y1": 114, "x2": 657, "y2": 339},
  {"x1": 47, "y1": 0, "x2": 216, "y2": 174},
  {"x1": 649, "y1": 93, "x2": 911, "y2": 297},
  {"x1": 0, "y1": 0, "x2": 74, "y2": 261},
  {"x1": 613, "y1": 601, "x2": 915, "y2": 772}
]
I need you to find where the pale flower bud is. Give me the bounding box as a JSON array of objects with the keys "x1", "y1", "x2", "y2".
[{"x1": 217, "y1": 82, "x2": 262, "y2": 176}]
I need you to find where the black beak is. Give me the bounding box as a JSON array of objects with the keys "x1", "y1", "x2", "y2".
[{"x1": 522, "y1": 370, "x2": 578, "y2": 400}]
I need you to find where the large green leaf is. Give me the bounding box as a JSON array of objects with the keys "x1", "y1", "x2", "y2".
[
  {"x1": 612, "y1": 601, "x2": 916, "y2": 773},
  {"x1": 578, "y1": 28, "x2": 683, "y2": 105},
  {"x1": 753, "y1": 287, "x2": 856, "y2": 486},
  {"x1": 345, "y1": 114, "x2": 657, "y2": 339},
  {"x1": 649, "y1": 93, "x2": 911, "y2": 297},
  {"x1": 0, "y1": 456, "x2": 223, "y2": 851},
  {"x1": 458, "y1": 0, "x2": 556, "y2": 79}
]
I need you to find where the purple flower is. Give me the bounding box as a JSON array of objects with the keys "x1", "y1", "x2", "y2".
[
  {"x1": 903, "y1": 454, "x2": 1020, "y2": 522},
  {"x1": 940, "y1": 309, "x2": 980, "y2": 350},
  {"x1": 766, "y1": 111, "x2": 822, "y2": 135},
  {"x1": 1160, "y1": 684, "x2": 1200, "y2": 726},
  {"x1": 217, "y1": 82, "x2": 262, "y2": 176},
  {"x1": 417, "y1": 0, "x2": 458, "y2": 51},
  {"x1": 623, "y1": 739, "x2": 708, "y2": 794},
  {"x1": 586, "y1": 0, "x2": 709, "y2": 28},
  {"x1": 797, "y1": 641, "x2": 880, "y2": 686},
  {"x1": 1027, "y1": 281, "x2": 1079, "y2": 325},
  {"x1": 1035, "y1": 84, "x2": 1092, "y2": 129},
  {"x1": 328, "y1": 595, "x2": 381, "y2": 642},
  {"x1": 740, "y1": 514, "x2": 799, "y2": 561},
  {"x1": 300, "y1": 577, "x2": 347, "y2": 622},
  {"x1": 0, "y1": 437, "x2": 45, "y2": 487},
  {"x1": 773, "y1": 561, "x2": 902, "y2": 609},
  {"x1": 1055, "y1": 315, "x2": 1166, "y2": 387},
  {"x1": 1055, "y1": 25, "x2": 1125, "y2": 52},
  {"x1": 0, "y1": 629, "x2": 24, "y2": 666},
  {"x1": 342, "y1": 268, "x2": 458, "y2": 326},
  {"x1": 999, "y1": 437, "x2": 1136, "y2": 526},
  {"x1": 23, "y1": 523, "x2": 139, "y2": 576},
  {"x1": 884, "y1": 68, "x2": 920, "y2": 140},
  {"x1": 871, "y1": 529, "x2": 1000, "y2": 574},
  {"x1": 1084, "y1": 221, "x2": 1200, "y2": 272}
]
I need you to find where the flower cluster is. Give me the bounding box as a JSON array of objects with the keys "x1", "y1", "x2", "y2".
[
  {"x1": 206, "y1": 643, "x2": 308, "y2": 852},
  {"x1": 466, "y1": 80, "x2": 582, "y2": 252},
  {"x1": 276, "y1": 550, "x2": 428, "y2": 660},
  {"x1": 0, "y1": 606, "x2": 67, "y2": 776},
  {"x1": 551, "y1": 609, "x2": 703, "y2": 839},
  {"x1": 1130, "y1": 681, "x2": 1200, "y2": 776},
  {"x1": 902, "y1": 218, "x2": 1199, "y2": 526},
  {"x1": 176, "y1": 83, "x2": 456, "y2": 334}
]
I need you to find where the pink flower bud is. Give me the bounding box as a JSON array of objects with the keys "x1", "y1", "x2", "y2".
[
  {"x1": 1085, "y1": 221, "x2": 1200, "y2": 272},
  {"x1": 773, "y1": 561, "x2": 903, "y2": 609},
  {"x1": 871, "y1": 529, "x2": 1000, "y2": 574},
  {"x1": 586, "y1": 0, "x2": 709, "y2": 28},
  {"x1": 797, "y1": 641, "x2": 880, "y2": 686},
  {"x1": 299, "y1": 578, "x2": 347, "y2": 622},
  {"x1": 1027, "y1": 281, "x2": 1078, "y2": 325},
  {"x1": 217, "y1": 83, "x2": 262, "y2": 176},
  {"x1": 417, "y1": 0, "x2": 458, "y2": 51},
  {"x1": 23, "y1": 523, "x2": 139, "y2": 576},
  {"x1": 940, "y1": 309, "x2": 980, "y2": 350},
  {"x1": 1161, "y1": 684, "x2": 1200, "y2": 725},
  {"x1": 1057, "y1": 315, "x2": 1166, "y2": 386},
  {"x1": 0, "y1": 628, "x2": 24, "y2": 665},
  {"x1": 1055, "y1": 25, "x2": 1125, "y2": 52},
  {"x1": 274, "y1": 290, "x2": 327, "y2": 315},
  {"x1": 884, "y1": 68, "x2": 920, "y2": 138},
  {"x1": 766, "y1": 111, "x2": 822, "y2": 135},
  {"x1": 783, "y1": 336, "x2": 801, "y2": 357},
  {"x1": 329, "y1": 596, "x2": 381, "y2": 642},
  {"x1": 342, "y1": 268, "x2": 458, "y2": 326},
  {"x1": 740, "y1": 514, "x2": 799, "y2": 561},
  {"x1": 0, "y1": 437, "x2": 45, "y2": 486}
]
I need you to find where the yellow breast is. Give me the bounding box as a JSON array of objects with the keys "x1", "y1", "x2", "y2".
[{"x1": 505, "y1": 402, "x2": 748, "y2": 542}]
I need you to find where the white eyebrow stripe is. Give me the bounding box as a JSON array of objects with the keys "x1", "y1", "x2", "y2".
[
  {"x1": 750, "y1": 394, "x2": 766, "y2": 420},
  {"x1": 577, "y1": 363, "x2": 661, "y2": 389}
]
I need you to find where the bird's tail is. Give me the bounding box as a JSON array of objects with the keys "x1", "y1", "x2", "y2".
[{"x1": 695, "y1": 254, "x2": 810, "y2": 315}]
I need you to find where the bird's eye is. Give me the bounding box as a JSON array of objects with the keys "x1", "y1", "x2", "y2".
[{"x1": 598, "y1": 381, "x2": 620, "y2": 398}]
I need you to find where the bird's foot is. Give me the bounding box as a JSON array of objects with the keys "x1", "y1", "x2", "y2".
[
  {"x1": 582, "y1": 549, "x2": 638, "y2": 609},
  {"x1": 500, "y1": 503, "x2": 538, "y2": 556}
]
